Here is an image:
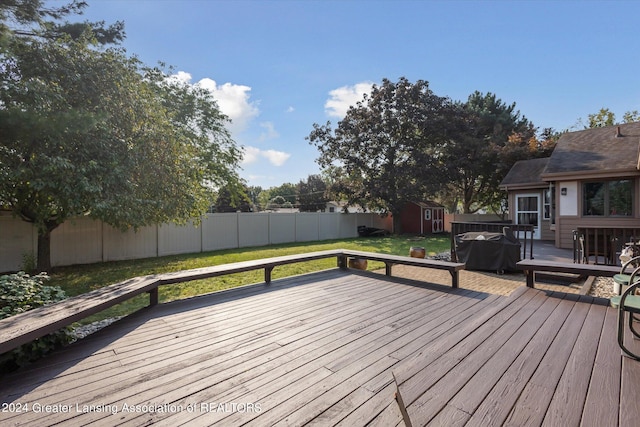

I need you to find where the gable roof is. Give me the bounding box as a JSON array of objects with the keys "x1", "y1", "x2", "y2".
[
  {"x1": 500, "y1": 157, "x2": 550, "y2": 190},
  {"x1": 412, "y1": 201, "x2": 445, "y2": 209},
  {"x1": 542, "y1": 122, "x2": 640, "y2": 179}
]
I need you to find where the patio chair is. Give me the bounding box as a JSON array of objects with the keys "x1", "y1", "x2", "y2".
[
  {"x1": 613, "y1": 254, "x2": 640, "y2": 295},
  {"x1": 610, "y1": 267, "x2": 640, "y2": 360}
]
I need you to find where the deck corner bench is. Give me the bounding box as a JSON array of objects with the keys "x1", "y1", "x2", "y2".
[
  {"x1": 516, "y1": 259, "x2": 621, "y2": 288},
  {"x1": 341, "y1": 249, "x2": 465, "y2": 288}
]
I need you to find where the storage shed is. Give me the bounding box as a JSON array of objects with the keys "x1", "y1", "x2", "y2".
[{"x1": 399, "y1": 201, "x2": 445, "y2": 234}]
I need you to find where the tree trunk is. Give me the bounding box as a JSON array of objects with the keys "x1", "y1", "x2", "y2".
[
  {"x1": 36, "y1": 228, "x2": 53, "y2": 273},
  {"x1": 392, "y1": 210, "x2": 403, "y2": 235}
]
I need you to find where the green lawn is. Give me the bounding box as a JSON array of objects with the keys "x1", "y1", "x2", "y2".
[{"x1": 48, "y1": 234, "x2": 451, "y2": 324}]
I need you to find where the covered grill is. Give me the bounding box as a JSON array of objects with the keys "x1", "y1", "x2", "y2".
[{"x1": 454, "y1": 229, "x2": 521, "y2": 273}]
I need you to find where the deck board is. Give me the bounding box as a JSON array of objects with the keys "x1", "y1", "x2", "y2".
[
  {"x1": 581, "y1": 303, "x2": 622, "y2": 427},
  {"x1": 426, "y1": 289, "x2": 562, "y2": 427},
  {"x1": 1, "y1": 268, "x2": 638, "y2": 426},
  {"x1": 504, "y1": 294, "x2": 593, "y2": 426},
  {"x1": 397, "y1": 289, "x2": 550, "y2": 424},
  {"x1": 542, "y1": 300, "x2": 606, "y2": 427}
]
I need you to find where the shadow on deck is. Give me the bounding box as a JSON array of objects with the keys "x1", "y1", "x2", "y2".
[{"x1": 1, "y1": 268, "x2": 638, "y2": 426}]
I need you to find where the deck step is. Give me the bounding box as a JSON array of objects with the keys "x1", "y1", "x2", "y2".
[{"x1": 535, "y1": 271, "x2": 584, "y2": 284}]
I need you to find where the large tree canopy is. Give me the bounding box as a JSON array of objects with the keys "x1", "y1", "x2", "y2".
[
  {"x1": 0, "y1": 3, "x2": 242, "y2": 271},
  {"x1": 0, "y1": 0, "x2": 124, "y2": 47},
  {"x1": 308, "y1": 77, "x2": 455, "y2": 232},
  {"x1": 438, "y1": 92, "x2": 540, "y2": 214}
]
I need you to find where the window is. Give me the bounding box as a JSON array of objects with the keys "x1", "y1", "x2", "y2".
[
  {"x1": 583, "y1": 180, "x2": 632, "y2": 216},
  {"x1": 543, "y1": 189, "x2": 551, "y2": 220},
  {"x1": 517, "y1": 196, "x2": 539, "y2": 226},
  {"x1": 544, "y1": 187, "x2": 556, "y2": 225}
]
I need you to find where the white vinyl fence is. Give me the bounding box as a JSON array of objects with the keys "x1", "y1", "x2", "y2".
[{"x1": 0, "y1": 212, "x2": 391, "y2": 272}]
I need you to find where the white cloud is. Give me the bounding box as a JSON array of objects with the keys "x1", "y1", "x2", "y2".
[
  {"x1": 259, "y1": 121, "x2": 279, "y2": 141},
  {"x1": 169, "y1": 71, "x2": 192, "y2": 84},
  {"x1": 325, "y1": 82, "x2": 374, "y2": 118},
  {"x1": 242, "y1": 146, "x2": 261, "y2": 165},
  {"x1": 169, "y1": 72, "x2": 291, "y2": 169},
  {"x1": 262, "y1": 149, "x2": 291, "y2": 166},
  {"x1": 170, "y1": 72, "x2": 260, "y2": 134},
  {"x1": 241, "y1": 146, "x2": 291, "y2": 167},
  {"x1": 198, "y1": 78, "x2": 259, "y2": 133},
  {"x1": 286, "y1": 106, "x2": 295, "y2": 113}
]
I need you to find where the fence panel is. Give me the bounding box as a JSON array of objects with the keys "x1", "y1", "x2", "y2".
[
  {"x1": 269, "y1": 213, "x2": 296, "y2": 244},
  {"x1": 0, "y1": 212, "x2": 390, "y2": 272},
  {"x1": 238, "y1": 213, "x2": 270, "y2": 248},
  {"x1": 51, "y1": 217, "x2": 103, "y2": 267},
  {"x1": 0, "y1": 215, "x2": 36, "y2": 272},
  {"x1": 158, "y1": 221, "x2": 202, "y2": 257},
  {"x1": 103, "y1": 224, "x2": 158, "y2": 262},
  {"x1": 296, "y1": 213, "x2": 320, "y2": 242},
  {"x1": 202, "y1": 213, "x2": 238, "y2": 251},
  {"x1": 318, "y1": 213, "x2": 340, "y2": 240},
  {"x1": 339, "y1": 213, "x2": 359, "y2": 238}
]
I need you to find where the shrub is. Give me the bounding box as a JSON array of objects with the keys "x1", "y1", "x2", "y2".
[
  {"x1": 0, "y1": 272, "x2": 73, "y2": 372},
  {"x1": 21, "y1": 252, "x2": 37, "y2": 274}
]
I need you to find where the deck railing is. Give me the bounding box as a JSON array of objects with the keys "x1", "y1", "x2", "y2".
[
  {"x1": 573, "y1": 227, "x2": 640, "y2": 265},
  {"x1": 450, "y1": 221, "x2": 535, "y2": 262}
]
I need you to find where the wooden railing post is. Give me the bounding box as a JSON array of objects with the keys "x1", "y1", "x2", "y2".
[
  {"x1": 337, "y1": 254, "x2": 347, "y2": 269},
  {"x1": 149, "y1": 288, "x2": 159, "y2": 306},
  {"x1": 265, "y1": 266, "x2": 274, "y2": 284}
]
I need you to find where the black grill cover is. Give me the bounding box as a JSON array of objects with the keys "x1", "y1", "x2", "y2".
[{"x1": 455, "y1": 231, "x2": 521, "y2": 272}]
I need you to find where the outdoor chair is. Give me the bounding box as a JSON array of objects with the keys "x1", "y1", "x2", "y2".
[
  {"x1": 613, "y1": 253, "x2": 640, "y2": 295},
  {"x1": 611, "y1": 264, "x2": 640, "y2": 360}
]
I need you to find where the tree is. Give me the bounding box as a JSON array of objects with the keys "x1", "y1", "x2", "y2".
[
  {"x1": 0, "y1": 10, "x2": 242, "y2": 271},
  {"x1": 308, "y1": 77, "x2": 455, "y2": 233},
  {"x1": 267, "y1": 195, "x2": 289, "y2": 210},
  {"x1": 580, "y1": 108, "x2": 640, "y2": 129},
  {"x1": 587, "y1": 108, "x2": 616, "y2": 128},
  {"x1": 622, "y1": 110, "x2": 640, "y2": 123},
  {"x1": 214, "y1": 183, "x2": 252, "y2": 213},
  {"x1": 0, "y1": 0, "x2": 124, "y2": 47},
  {"x1": 438, "y1": 92, "x2": 538, "y2": 214},
  {"x1": 246, "y1": 186, "x2": 263, "y2": 211},
  {"x1": 297, "y1": 175, "x2": 328, "y2": 212},
  {"x1": 268, "y1": 183, "x2": 297, "y2": 205},
  {"x1": 257, "y1": 188, "x2": 272, "y2": 211}
]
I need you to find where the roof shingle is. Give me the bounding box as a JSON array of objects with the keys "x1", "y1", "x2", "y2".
[
  {"x1": 500, "y1": 157, "x2": 549, "y2": 188},
  {"x1": 543, "y1": 122, "x2": 640, "y2": 177}
]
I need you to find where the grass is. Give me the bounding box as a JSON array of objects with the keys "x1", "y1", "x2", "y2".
[{"x1": 48, "y1": 234, "x2": 451, "y2": 324}]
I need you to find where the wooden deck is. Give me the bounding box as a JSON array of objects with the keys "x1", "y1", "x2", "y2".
[{"x1": 1, "y1": 268, "x2": 639, "y2": 426}]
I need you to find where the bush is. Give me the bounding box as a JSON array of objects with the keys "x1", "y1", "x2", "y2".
[{"x1": 0, "y1": 272, "x2": 73, "y2": 372}]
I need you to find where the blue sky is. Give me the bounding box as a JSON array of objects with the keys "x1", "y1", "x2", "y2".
[{"x1": 80, "y1": 0, "x2": 640, "y2": 188}]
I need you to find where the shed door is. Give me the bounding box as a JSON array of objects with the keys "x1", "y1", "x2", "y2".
[
  {"x1": 432, "y1": 208, "x2": 444, "y2": 233},
  {"x1": 422, "y1": 208, "x2": 431, "y2": 234}
]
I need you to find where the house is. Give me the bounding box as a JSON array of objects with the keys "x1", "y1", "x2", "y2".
[
  {"x1": 399, "y1": 201, "x2": 445, "y2": 234},
  {"x1": 500, "y1": 122, "x2": 640, "y2": 250}
]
